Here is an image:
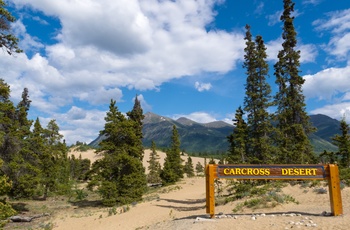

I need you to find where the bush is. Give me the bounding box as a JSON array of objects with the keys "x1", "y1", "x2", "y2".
[{"x1": 340, "y1": 168, "x2": 350, "y2": 186}]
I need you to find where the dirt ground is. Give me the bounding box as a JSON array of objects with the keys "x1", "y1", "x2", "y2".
[{"x1": 5, "y1": 149, "x2": 350, "y2": 230}]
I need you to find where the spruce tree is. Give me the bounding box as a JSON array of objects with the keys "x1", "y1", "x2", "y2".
[
  {"x1": 161, "y1": 125, "x2": 183, "y2": 184},
  {"x1": 273, "y1": 0, "x2": 315, "y2": 164},
  {"x1": 227, "y1": 106, "x2": 248, "y2": 163},
  {"x1": 90, "y1": 99, "x2": 147, "y2": 205},
  {"x1": 243, "y1": 25, "x2": 274, "y2": 163},
  {"x1": 44, "y1": 119, "x2": 70, "y2": 197},
  {"x1": 147, "y1": 141, "x2": 162, "y2": 184},
  {"x1": 31, "y1": 118, "x2": 55, "y2": 199},
  {"x1": 332, "y1": 118, "x2": 350, "y2": 168},
  {"x1": 0, "y1": 84, "x2": 38, "y2": 198},
  {"x1": 184, "y1": 156, "x2": 195, "y2": 178},
  {"x1": 126, "y1": 95, "x2": 145, "y2": 160},
  {"x1": 195, "y1": 161, "x2": 204, "y2": 175},
  {"x1": 0, "y1": 0, "x2": 22, "y2": 55},
  {"x1": 0, "y1": 159, "x2": 16, "y2": 223}
]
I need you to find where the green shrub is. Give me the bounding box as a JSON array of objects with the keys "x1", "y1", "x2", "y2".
[{"x1": 340, "y1": 168, "x2": 350, "y2": 186}]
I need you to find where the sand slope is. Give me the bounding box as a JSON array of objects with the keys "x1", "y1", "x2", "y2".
[{"x1": 55, "y1": 149, "x2": 350, "y2": 230}]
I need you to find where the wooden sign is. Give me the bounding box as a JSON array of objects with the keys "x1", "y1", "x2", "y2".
[
  {"x1": 206, "y1": 164, "x2": 343, "y2": 218},
  {"x1": 217, "y1": 165, "x2": 328, "y2": 180}
]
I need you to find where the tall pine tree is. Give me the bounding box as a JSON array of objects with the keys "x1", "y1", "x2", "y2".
[
  {"x1": 126, "y1": 95, "x2": 145, "y2": 160},
  {"x1": 89, "y1": 99, "x2": 147, "y2": 206},
  {"x1": 273, "y1": 0, "x2": 315, "y2": 164},
  {"x1": 147, "y1": 141, "x2": 162, "y2": 184},
  {"x1": 332, "y1": 117, "x2": 350, "y2": 168},
  {"x1": 227, "y1": 106, "x2": 248, "y2": 163},
  {"x1": 243, "y1": 25, "x2": 274, "y2": 163},
  {"x1": 161, "y1": 125, "x2": 183, "y2": 184}
]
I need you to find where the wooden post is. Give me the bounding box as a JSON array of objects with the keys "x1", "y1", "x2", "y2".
[
  {"x1": 328, "y1": 164, "x2": 343, "y2": 216},
  {"x1": 206, "y1": 164, "x2": 216, "y2": 218}
]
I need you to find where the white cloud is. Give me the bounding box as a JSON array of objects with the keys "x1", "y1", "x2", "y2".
[
  {"x1": 266, "y1": 38, "x2": 318, "y2": 63},
  {"x1": 313, "y1": 8, "x2": 350, "y2": 59},
  {"x1": 12, "y1": 20, "x2": 44, "y2": 52},
  {"x1": 302, "y1": 0, "x2": 322, "y2": 5},
  {"x1": 266, "y1": 10, "x2": 282, "y2": 26},
  {"x1": 172, "y1": 112, "x2": 217, "y2": 123},
  {"x1": 48, "y1": 108, "x2": 107, "y2": 145},
  {"x1": 5, "y1": 0, "x2": 247, "y2": 144},
  {"x1": 310, "y1": 102, "x2": 350, "y2": 123},
  {"x1": 194, "y1": 81, "x2": 212, "y2": 92},
  {"x1": 303, "y1": 66, "x2": 350, "y2": 101},
  {"x1": 132, "y1": 94, "x2": 152, "y2": 112}
]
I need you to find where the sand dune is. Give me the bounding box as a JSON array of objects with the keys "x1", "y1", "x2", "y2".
[{"x1": 57, "y1": 148, "x2": 350, "y2": 230}]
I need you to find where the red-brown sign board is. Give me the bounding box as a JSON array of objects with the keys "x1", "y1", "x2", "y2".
[{"x1": 217, "y1": 164, "x2": 328, "y2": 180}]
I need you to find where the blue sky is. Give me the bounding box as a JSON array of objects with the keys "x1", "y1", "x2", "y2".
[{"x1": 1, "y1": 0, "x2": 350, "y2": 145}]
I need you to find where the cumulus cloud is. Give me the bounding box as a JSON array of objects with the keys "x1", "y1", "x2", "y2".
[
  {"x1": 303, "y1": 66, "x2": 350, "y2": 101},
  {"x1": 313, "y1": 8, "x2": 350, "y2": 59},
  {"x1": 266, "y1": 38, "x2": 318, "y2": 63},
  {"x1": 132, "y1": 94, "x2": 152, "y2": 112},
  {"x1": 302, "y1": 0, "x2": 322, "y2": 5},
  {"x1": 4, "y1": 0, "x2": 248, "y2": 144},
  {"x1": 310, "y1": 102, "x2": 350, "y2": 123},
  {"x1": 172, "y1": 112, "x2": 217, "y2": 123},
  {"x1": 194, "y1": 81, "x2": 212, "y2": 92}
]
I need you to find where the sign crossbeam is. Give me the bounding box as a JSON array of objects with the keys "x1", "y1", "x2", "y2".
[{"x1": 206, "y1": 164, "x2": 343, "y2": 218}]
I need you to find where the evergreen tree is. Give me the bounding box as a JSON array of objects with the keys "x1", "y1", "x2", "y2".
[
  {"x1": 89, "y1": 99, "x2": 147, "y2": 206},
  {"x1": 31, "y1": 118, "x2": 54, "y2": 199},
  {"x1": 126, "y1": 95, "x2": 145, "y2": 160},
  {"x1": 195, "y1": 161, "x2": 204, "y2": 175},
  {"x1": 0, "y1": 0, "x2": 22, "y2": 55},
  {"x1": 273, "y1": 0, "x2": 315, "y2": 164},
  {"x1": 332, "y1": 118, "x2": 350, "y2": 168},
  {"x1": 147, "y1": 141, "x2": 162, "y2": 184},
  {"x1": 43, "y1": 119, "x2": 70, "y2": 197},
  {"x1": 243, "y1": 25, "x2": 274, "y2": 163},
  {"x1": 184, "y1": 156, "x2": 195, "y2": 178},
  {"x1": 227, "y1": 106, "x2": 248, "y2": 163},
  {"x1": 0, "y1": 85, "x2": 38, "y2": 198},
  {"x1": 0, "y1": 159, "x2": 16, "y2": 224},
  {"x1": 161, "y1": 125, "x2": 183, "y2": 184}
]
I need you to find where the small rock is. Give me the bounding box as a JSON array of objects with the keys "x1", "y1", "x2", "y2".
[
  {"x1": 234, "y1": 216, "x2": 238, "y2": 219},
  {"x1": 251, "y1": 216, "x2": 256, "y2": 220},
  {"x1": 260, "y1": 213, "x2": 266, "y2": 217}
]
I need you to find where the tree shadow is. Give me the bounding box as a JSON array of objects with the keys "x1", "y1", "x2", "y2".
[
  {"x1": 161, "y1": 198, "x2": 206, "y2": 205},
  {"x1": 11, "y1": 202, "x2": 29, "y2": 212},
  {"x1": 69, "y1": 200, "x2": 103, "y2": 208},
  {"x1": 156, "y1": 204, "x2": 206, "y2": 212},
  {"x1": 156, "y1": 198, "x2": 206, "y2": 211}
]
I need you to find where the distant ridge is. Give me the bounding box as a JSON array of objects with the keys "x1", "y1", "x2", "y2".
[{"x1": 89, "y1": 112, "x2": 341, "y2": 154}]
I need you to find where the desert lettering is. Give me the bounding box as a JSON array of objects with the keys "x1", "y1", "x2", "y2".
[
  {"x1": 222, "y1": 167, "x2": 318, "y2": 177},
  {"x1": 281, "y1": 168, "x2": 317, "y2": 176}
]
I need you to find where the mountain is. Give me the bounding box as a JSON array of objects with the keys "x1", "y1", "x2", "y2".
[
  {"x1": 142, "y1": 112, "x2": 233, "y2": 153},
  {"x1": 89, "y1": 112, "x2": 341, "y2": 154}
]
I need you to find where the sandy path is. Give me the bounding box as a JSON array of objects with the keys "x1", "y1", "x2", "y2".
[
  {"x1": 52, "y1": 177, "x2": 207, "y2": 230},
  {"x1": 52, "y1": 175, "x2": 350, "y2": 230},
  {"x1": 61, "y1": 149, "x2": 350, "y2": 230}
]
